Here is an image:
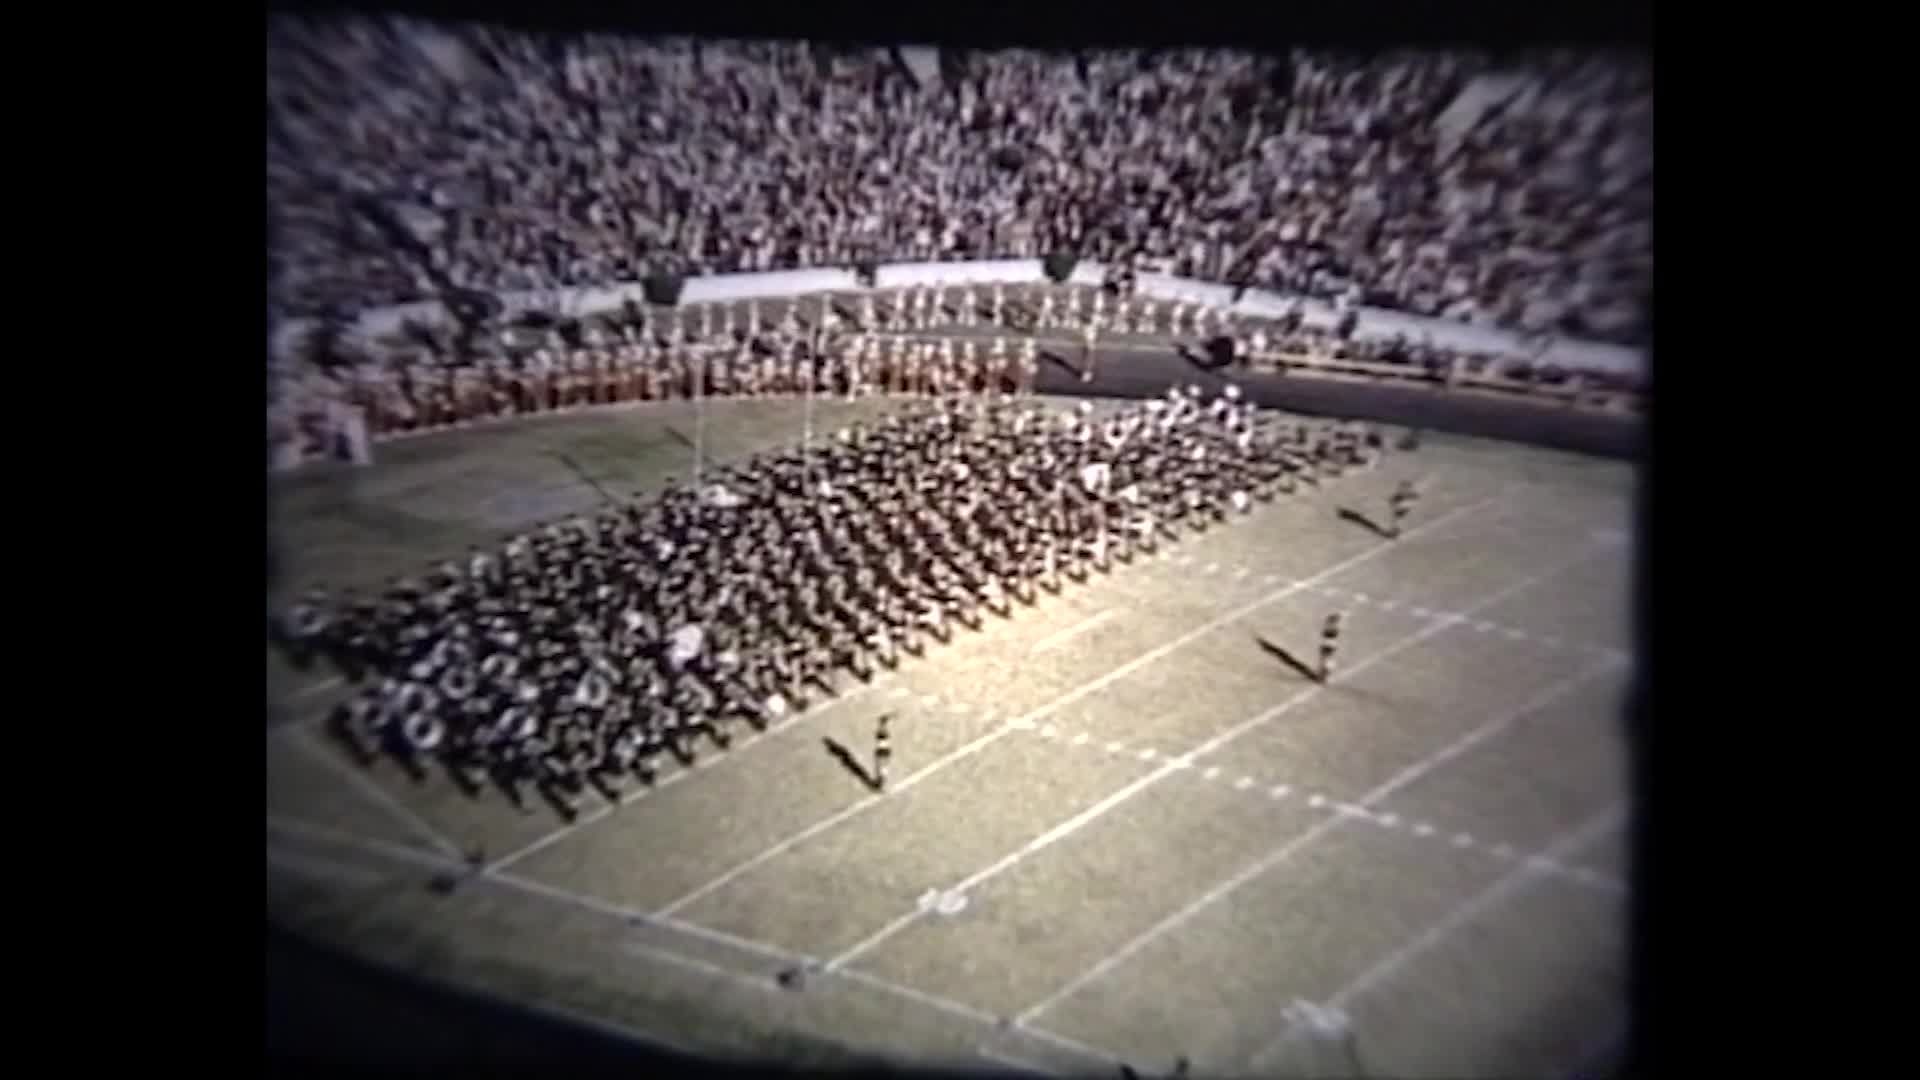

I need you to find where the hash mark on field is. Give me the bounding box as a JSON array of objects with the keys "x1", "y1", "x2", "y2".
[
  {"x1": 1491, "y1": 843, "x2": 1516, "y2": 859},
  {"x1": 1105, "y1": 740, "x2": 1126, "y2": 754},
  {"x1": 1203, "y1": 766, "x2": 1223, "y2": 781},
  {"x1": 1071, "y1": 732, "x2": 1090, "y2": 746},
  {"x1": 1039, "y1": 724, "x2": 1059, "y2": 739},
  {"x1": 1308, "y1": 794, "x2": 1326, "y2": 808},
  {"x1": 1136, "y1": 747, "x2": 1158, "y2": 761},
  {"x1": 1269, "y1": 785, "x2": 1290, "y2": 799},
  {"x1": 1453, "y1": 832, "x2": 1476, "y2": 848},
  {"x1": 1413, "y1": 822, "x2": 1437, "y2": 837}
]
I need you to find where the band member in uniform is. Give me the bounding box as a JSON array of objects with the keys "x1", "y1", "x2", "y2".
[
  {"x1": 1389, "y1": 479, "x2": 1420, "y2": 538},
  {"x1": 1319, "y1": 611, "x2": 1344, "y2": 682}
]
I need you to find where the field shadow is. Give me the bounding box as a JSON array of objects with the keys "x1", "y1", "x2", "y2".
[
  {"x1": 1176, "y1": 341, "x2": 1234, "y2": 373},
  {"x1": 1336, "y1": 506, "x2": 1394, "y2": 541},
  {"x1": 1255, "y1": 634, "x2": 1320, "y2": 682},
  {"x1": 821, "y1": 736, "x2": 880, "y2": 792}
]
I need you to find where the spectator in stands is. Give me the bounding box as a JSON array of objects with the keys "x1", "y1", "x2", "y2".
[{"x1": 268, "y1": 23, "x2": 1649, "y2": 347}]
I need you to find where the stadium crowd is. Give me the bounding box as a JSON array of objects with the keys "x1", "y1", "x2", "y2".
[
  {"x1": 267, "y1": 20, "x2": 1650, "y2": 345},
  {"x1": 276, "y1": 387, "x2": 1397, "y2": 814}
]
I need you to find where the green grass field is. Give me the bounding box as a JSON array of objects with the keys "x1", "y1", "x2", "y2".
[{"x1": 267, "y1": 394, "x2": 1634, "y2": 1077}]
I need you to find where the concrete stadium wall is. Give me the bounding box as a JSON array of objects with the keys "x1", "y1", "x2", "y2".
[{"x1": 279, "y1": 260, "x2": 1646, "y2": 380}]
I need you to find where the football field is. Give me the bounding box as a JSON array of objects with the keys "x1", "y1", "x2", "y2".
[{"x1": 267, "y1": 394, "x2": 1635, "y2": 1077}]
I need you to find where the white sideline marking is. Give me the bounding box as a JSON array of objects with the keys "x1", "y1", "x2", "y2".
[
  {"x1": 1014, "y1": 1024, "x2": 1126, "y2": 1067},
  {"x1": 261, "y1": 819, "x2": 707, "y2": 1060},
  {"x1": 622, "y1": 941, "x2": 776, "y2": 993},
  {"x1": 489, "y1": 859, "x2": 1104, "y2": 1053},
  {"x1": 977, "y1": 1047, "x2": 1061, "y2": 1077},
  {"x1": 1247, "y1": 804, "x2": 1627, "y2": 1069},
  {"x1": 287, "y1": 728, "x2": 463, "y2": 860},
  {"x1": 269, "y1": 815, "x2": 444, "y2": 868},
  {"x1": 266, "y1": 846, "x2": 385, "y2": 888},
  {"x1": 482, "y1": 682, "x2": 879, "y2": 875},
  {"x1": 1014, "y1": 653, "x2": 1617, "y2": 1027},
  {"x1": 1033, "y1": 609, "x2": 1122, "y2": 653},
  {"x1": 830, "y1": 531, "x2": 1585, "y2": 976},
  {"x1": 649, "y1": 495, "x2": 1502, "y2": 923}
]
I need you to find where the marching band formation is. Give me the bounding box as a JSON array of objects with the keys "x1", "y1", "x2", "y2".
[
  {"x1": 281, "y1": 278, "x2": 1616, "y2": 460},
  {"x1": 275, "y1": 384, "x2": 1406, "y2": 819},
  {"x1": 314, "y1": 283, "x2": 1263, "y2": 441}
]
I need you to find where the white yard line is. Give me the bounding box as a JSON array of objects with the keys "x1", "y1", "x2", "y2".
[
  {"x1": 654, "y1": 494, "x2": 1504, "y2": 922},
  {"x1": 267, "y1": 808, "x2": 1123, "y2": 1070},
  {"x1": 286, "y1": 727, "x2": 465, "y2": 860},
  {"x1": 833, "y1": 542, "x2": 1603, "y2": 975},
  {"x1": 492, "y1": 870, "x2": 1097, "y2": 1064},
  {"x1": 266, "y1": 845, "x2": 387, "y2": 888},
  {"x1": 1013, "y1": 650, "x2": 1619, "y2": 1029},
  {"x1": 1032, "y1": 608, "x2": 1123, "y2": 654},
  {"x1": 1245, "y1": 802, "x2": 1627, "y2": 1070},
  {"x1": 481, "y1": 681, "x2": 883, "y2": 875}
]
